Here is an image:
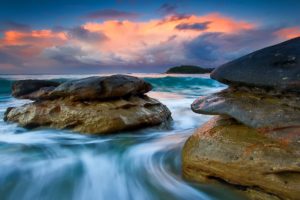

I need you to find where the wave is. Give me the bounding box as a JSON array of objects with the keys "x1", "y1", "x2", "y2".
[
  {"x1": 0, "y1": 79, "x2": 12, "y2": 95},
  {"x1": 0, "y1": 75, "x2": 224, "y2": 97},
  {"x1": 0, "y1": 78, "x2": 67, "y2": 95},
  {"x1": 144, "y1": 76, "x2": 224, "y2": 96}
]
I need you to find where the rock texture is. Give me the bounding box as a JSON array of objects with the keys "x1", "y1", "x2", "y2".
[
  {"x1": 5, "y1": 75, "x2": 171, "y2": 134},
  {"x1": 184, "y1": 37, "x2": 300, "y2": 200},
  {"x1": 12, "y1": 80, "x2": 60, "y2": 100},
  {"x1": 183, "y1": 116, "x2": 300, "y2": 200},
  {"x1": 211, "y1": 37, "x2": 300, "y2": 91},
  {"x1": 191, "y1": 87, "x2": 300, "y2": 129},
  {"x1": 50, "y1": 75, "x2": 152, "y2": 101},
  {"x1": 5, "y1": 96, "x2": 170, "y2": 134}
]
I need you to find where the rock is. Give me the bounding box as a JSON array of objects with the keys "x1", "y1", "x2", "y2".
[
  {"x1": 182, "y1": 116, "x2": 300, "y2": 200},
  {"x1": 5, "y1": 75, "x2": 172, "y2": 134},
  {"x1": 211, "y1": 37, "x2": 300, "y2": 91},
  {"x1": 49, "y1": 75, "x2": 152, "y2": 101},
  {"x1": 166, "y1": 65, "x2": 214, "y2": 74},
  {"x1": 191, "y1": 87, "x2": 300, "y2": 129},
  {"x1": 4, "y1": 96, "x2": 171, "y2": 134},
  {"x1": 11, "y1": 75, "x2": 152, "y2": 101},
  {"x1": 12, "y1": 80, "x2": 60, "y2": 99}
]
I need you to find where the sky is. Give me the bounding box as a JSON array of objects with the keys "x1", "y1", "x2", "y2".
[{"x1": 0, "y1": 0, "x2": 300, "y2": 74}]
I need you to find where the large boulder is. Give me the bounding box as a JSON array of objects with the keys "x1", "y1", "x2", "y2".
[
  {"x1": 12, "y1": 80, "x2": 60, "y2": 99},
  {"x1": 5, "y1": 96, "x2": 171, "y2": 134},
  {"x1": 191, "y1": 87, "x2": 300, "y2": 129},
  {"x1": 185, "y1": 37, "x2": 300, "y2": 200},
  {"x1": 49, "y1": 75, "x2": 152, "y2": 101},
  {"x1": 11, "y1": 75, "x2": 152, "y2": 101},
  {"x1": 211, "y1": 37, "x2": 300, "y2": 91},
  {"x1": 5, "y1": 75, "x2": 171, "y2": 134},
  {"x1": 182, "y1": 116, "x2": 300, "y2": 200}
]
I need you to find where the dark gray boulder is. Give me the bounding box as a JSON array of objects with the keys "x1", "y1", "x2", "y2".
[
  {"x1": 191, "y1": 87, "x2": 300, "y2": 129},
  {"x1": 12, "y1": 80, "x2": 60, "y2": 99},
  {"x1": 11, "y1": 75, "x2": 152, "y2": 101},
  {"x1": 211, "y1": 37, "x2": 300, "y2": 91},
  {"x1": 50, "y1": 75, "x2": 152, "y2": 100}
]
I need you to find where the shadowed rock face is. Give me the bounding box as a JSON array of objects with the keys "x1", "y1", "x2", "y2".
[
  {"x1": 50, "y1": 75, "x2": 153, "y2": 100},
  {"x1": 191, "y1": 87, "x2": 300, "y2": 129},
  {"x1": 11, "y1": 75, "x2": 152, "y2": 101},
  {"x1": 211, "y1": 37, "x2": 300, "y2": 91},
  {"x1": 183, "y1": 116, "x2": 300, "y2": 200},
  {"x1": 5, "y1": 75, "x2": 171, "y2": 134},
  {"x1": 12, "y1": 80, "x2": 60, "y2": 99}
]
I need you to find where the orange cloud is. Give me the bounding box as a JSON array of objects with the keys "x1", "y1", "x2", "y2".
[
  {"x1": 1, "y1": 29, "x2": 67, "y2": 47},
  {"x1": 81, "y1": 13, "x2": 255, "y2": 63},
  {"x1": 276, "y1": 27, "x2": 300, "y2": 39},
  {"x1": 1, "y1": 13, "x2": 255, "y2": 59},
  {"x1": 4, "y1": 12, "x2": 296, "y2": 74}
]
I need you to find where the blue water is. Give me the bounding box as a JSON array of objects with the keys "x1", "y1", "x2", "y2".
[{"x1": 0, "y1": 74, "x2": 243, "y2": 200}]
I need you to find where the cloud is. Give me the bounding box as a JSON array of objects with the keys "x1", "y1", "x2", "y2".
[
  {"x1": 183, "y1": 27, "x2": 282, "y2": 67},
  {"x1": 158, "y1": 3, "x2": 177, "y2": 15},
  {"x1": 175, "y1": 22, "x2": 211, "y2": 31},
  {"x1": 0, "y1": 12, "x2": 298, "y2": 74},
  {"x1": 67, "y1": 26, "x2": 108, "y2": 42},
  {"x1": 43, "y1": 45, "x2": 87, "y2": 65},
  {"x1": 275, "y1": 26, "x2": 300, "y2": 39},
  {"x1": 85, "y1": 9, "x2": 139, "y2": 19}
]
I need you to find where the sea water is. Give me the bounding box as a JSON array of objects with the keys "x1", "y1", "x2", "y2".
[{"x1": 0, "y1": 74, "x2": 245, "y2": 200}]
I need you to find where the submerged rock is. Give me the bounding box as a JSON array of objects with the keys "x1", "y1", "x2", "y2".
[
  {"x1": 191, "y1": 87, "x2": 300, "y2": 129},
  {"x1": 211, "y1": 37, "x2": 300, "y2": 91},
  {"x1": 5, "y1": 75, "x2": 171, "y2": 134},
  {"x1": 183, "y1": 116, "x2": 300, "y2": 200}
]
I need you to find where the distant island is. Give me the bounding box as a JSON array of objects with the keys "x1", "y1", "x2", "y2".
[{"x1": 165, "y1": 65, "x2": 214, "y2": 74}]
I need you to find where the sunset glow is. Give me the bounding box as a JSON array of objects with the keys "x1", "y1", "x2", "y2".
[{"x1": 0, "y1": 1, "x2": 299, "y2": 74}]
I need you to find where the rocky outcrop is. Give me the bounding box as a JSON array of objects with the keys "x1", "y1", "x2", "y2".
[
  {"x1": 11, "y1": 75, "x2": 152, "y2": 101},
  {"x1": 5, "y1": 75, "x2": 171, "y2": 134},
  {"x1": 191, "y1": 87, "x2": 300, "y2": 129},
  {"x1": 183, "y1": 37, "x2": 300, "y2": 200},
  {"x1": 183, "y1": 116, "x2": 300, "y2": 200},
  {"x1": 166, "y1": 65, "x2": 214, "y2": 74},
  {"x1": 211, "y1": 37, "x2": 300, "y2": 91}
]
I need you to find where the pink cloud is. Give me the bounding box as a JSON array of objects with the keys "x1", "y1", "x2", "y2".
[
  {"x1": 0, "y1": 12, "x2": 298, "y2": 74},
  {"x1": 276, "y1": 27, "x2": 300, "y2": 39}
]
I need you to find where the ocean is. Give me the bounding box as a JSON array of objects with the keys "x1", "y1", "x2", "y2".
[{"x1": 0, "y1": 74, "x2": 243, "y2": 200}]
